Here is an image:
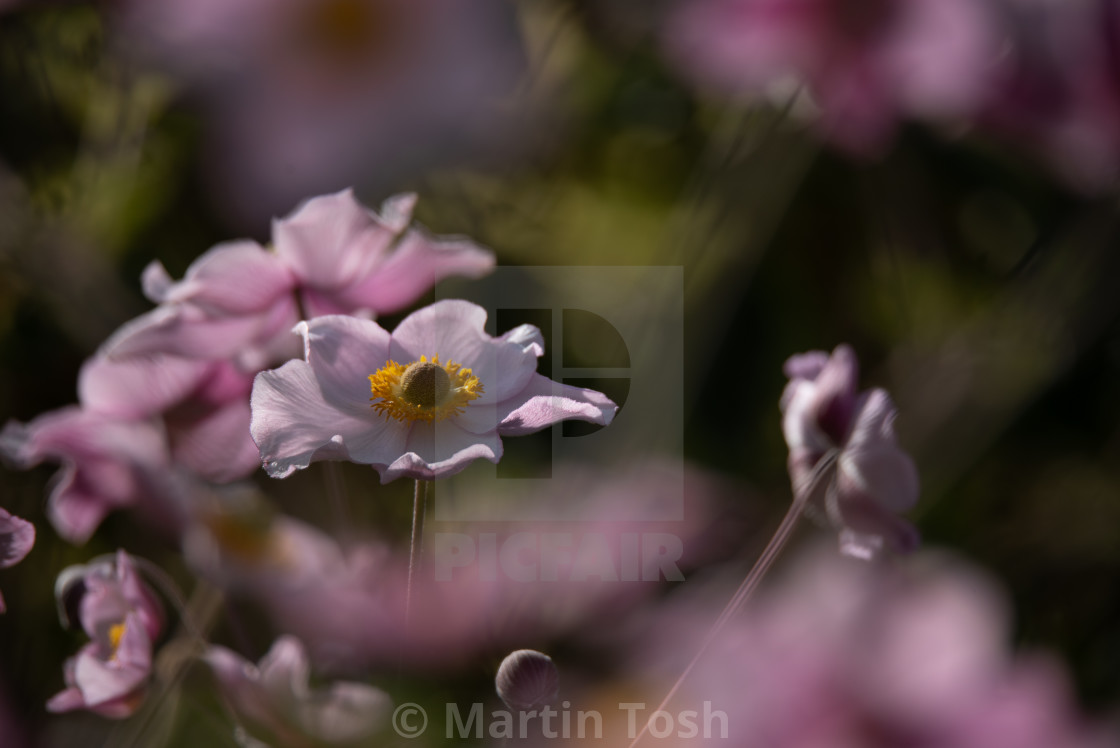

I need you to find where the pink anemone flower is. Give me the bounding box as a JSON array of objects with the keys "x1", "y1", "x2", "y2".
[
  {"x1": 250, "y1": 300, "x2": 618, "y2": 483},
  {"x1": 47, "y1": 551, "x2": 164, "y2": 719},
  {"x1": 780, "y1": 344, "x2": 919, "y2": 558},
  {"x1": 113, "y1": 190, "x2": 495, "y2": 362}
]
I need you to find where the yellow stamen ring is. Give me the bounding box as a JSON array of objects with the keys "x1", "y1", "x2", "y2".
[
  {"x1": 369, "y1": 354, "x2": 483, "y2": 423},
  {"x1": 108, "y1": 621, "x2": 126, "y2": 658}
]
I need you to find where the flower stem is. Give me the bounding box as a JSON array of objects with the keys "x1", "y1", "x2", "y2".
[
  {"x1": 626, "y1": 450, "x2": 838, "y2": 748},
  {"x1": 405, "y1": 479, "x2": 429, "y2": 626},
  {"x1": 323, "y1": 462, "x2": 350, "y2": 538}
]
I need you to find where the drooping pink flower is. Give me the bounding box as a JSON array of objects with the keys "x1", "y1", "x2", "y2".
[
  {"x1": 204, "y1": 636, "x2": 391, "y2": 746},
  {"x1": 48, "y1": 551, "x2": 164, "y2": 719},
  {"x1": 626, "y1": 546, "x2": 1118, "y2": 748},
  {"x1": 780, "y1": 344, "x2": 919, "y2": 558},
  {"x1": 665, "y1": 0, "x2": 1000, "y2": 153},
  {"x1": 116, "y1": 0, "x2": 524, "y2": 225},
  {"x1": 0, "y1": 509, "x2": 34, "y2": 613},
  {"x1": 251, "y1": 300, "x2": 617, "y2": 483},
  {"x1": 112, "y1": 190, "x2": 495, "y2": 362},
  {"x1": 0, "y1": 408, "x2": 179, "y2": 544}
]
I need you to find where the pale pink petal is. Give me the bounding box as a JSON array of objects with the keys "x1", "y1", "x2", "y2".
[
  {"x1": 73, "y1": 621, "x2": 150, "y2": 708},
  {"x1": 1, "y1": 409, "x2": 171, "y2": 544},
  {"x1": 204, "y1": 647, "x2": 278, "y2": 729},
  {"x1": 783, "y1": 350, "x2": 830, "y2": 381},
  {"x1": 381, "y1": 420, "x2": 503, "y2": 483},
  {"x1": 272, "y1": 189, "x2": 399, "y2": 291},
  {"x1": 808, "y1": 344, "x2": 859, "y2": 444},
  {"x1": 299, "y1": 682, "x2": 391, "y2": 744},
  {"x1": 495, "y1": 374, "x2": 618, "y2": 436},
  {"x1": 0, "y1": 510, "x2": 34, "y2": 569},
  {"x1": 47, "y1": 472, "x2": 117, "y2": 546},
  {"x1": 376, "y1": 192, "x2": 418, "y2": 233},
  {"x1": 141, "y1": 240, "x2": 294, "y2": 314},
  {"x1": 390, "y1": 300, "x2": 541, "y2": 404},
  {"x1": 298, "y1": 316, "x2": 392, "y2": 416},
  {"x1": 297, "y1": 288, "x2": 353, "y2": 318},
  {"x1": 251, "y1": 361, "x2": 406, "y2": 478},
  {"x1": 79, "y1": 353, "x2": 213, "y2": 420},
  {"x1": 258, "y1": 636, "x2": 309, "y2": 706},
  {"x1": 331, "y1": 230, "x2": 495, "y2": 314},
  {"x1": 840, "y1": 389, "x2": 919, "y2": 512},
  {"x1": 167, "y1": 398, "x2": 259, "y2": 483},
  {"x1": 104, "y1": 298, "x2": 300, "y2": 362},
  {"x1": 45, "y1": 686, "x2": 87, "y2": 714}
]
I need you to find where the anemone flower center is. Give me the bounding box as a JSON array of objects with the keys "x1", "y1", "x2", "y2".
[
  {"x1": 369, "y1": 355, "x2": 483, "y2": 423},
  {"x1": 108, "y1": 621, "x2": 126, "y2": 658},
  {"x1": 302, "y1": 0, "x2": 392, "y2": 64},
  {"x1": 204, "y1": 512, "x2": 275, "y2": 564}
]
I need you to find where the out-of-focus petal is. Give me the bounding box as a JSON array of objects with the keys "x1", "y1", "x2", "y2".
[
  {"x1": 251, "y1": 361, "x2": 406, "y2": 478},
  {"x1": 807, "y1": 344, "x2": 859, "y2": 444},
  {"x1": 272, "y1": 188, "x2": 399, "y2": 291},
  {"x1": 141, "y1": 240, "x2": 294, "y2": 314},
  {"x1": 72, "y1": 616, "x2": 150, "y2": 707},
  {"x1": 332, "y1": 230, "x2": 495, "y2": 314},
  {"x1": 205, "y1": 636, "x2": 389, "y2": 745},
  {"x1": 840, "y1": 389, "x2": 920, "y2": 512},
  {"x1": 1, "y1": 409, "x2": 172, "y2": 544},
  {"x1": 299, "y1": 681, "x2": 392, "y2": 744},
  {"x1": 167, "y1": 398, "x2": 259, "y2": 483},
  {"x1": 0, "y1": 511, "x2": 34, "y2": 569},
  {"x1": 103, "y1": 297, "x2": 300, "y2": 362},
  {"x1": 79, "y1": 353, "x2": 213, "y2": 420},
  {"x1": 495, "y1": 374, "x2": 618, "y2": 436}
]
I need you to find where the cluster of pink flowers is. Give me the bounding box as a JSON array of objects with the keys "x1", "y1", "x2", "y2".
[
  {"x1": 0, "y1": 186, "x2": 620, "y2": 729},
  {"x1": 666, "y1": 0, "x2": 1120, "y2": 190},
  {"x1": 0, "y1": 189, "x2": 501, "y2": 542}
]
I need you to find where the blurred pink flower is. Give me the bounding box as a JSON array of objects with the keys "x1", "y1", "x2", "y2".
[
  {"x1": 117, "y1": 0, "x2": 524, "y2": 225},
  {"x1": 0, "y1": 408, "x2": 179, "y2": 544},
  {"x1": 978, "y1": 0, "x2": 1120, "y2": 191},
  {"x1": 781, "y1": 344, "x2": 919, "y2": 558},
  {"x1": 47, "y1": 551, "x2": 164, "y2": 719},
  {"x1": 0, "y1": 509, "x2": 34, "y2": 614},
  {"x1": 79, "y1": 353, "x2": 260, "y2": 484},
  {"x1": 251, "y1": 300, "x2": 617, "y2": 483},
  {"x1": 205, "y1": 636, "x2": 391, "y2": 746},
  {"x1": 628, "y1": 547, "x2": 1118, "y2": 748},
  {"x1": 666, "y1": 0, "x2": 1000, "y2": 152},
  {"x1": 114, "y1": 190, "x2": 494, "y2": 361},
  {"x1": 181, "y1": 490, "x2": 346, "y2": 593},
  {"x1": 270, "y1": 190, "x2": 495, "y2": 318},
  {"x1": 262, "y1": 461, "x2": 731, "y2": 671}
]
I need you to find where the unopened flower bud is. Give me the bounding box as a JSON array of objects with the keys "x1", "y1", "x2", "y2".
[{"x1": 496, "y1": 649, "x2": 559, "y2": 711}]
